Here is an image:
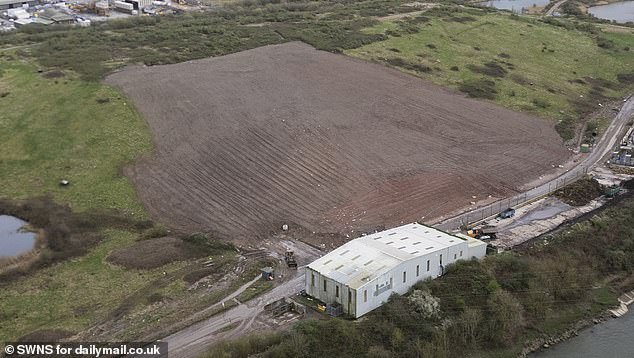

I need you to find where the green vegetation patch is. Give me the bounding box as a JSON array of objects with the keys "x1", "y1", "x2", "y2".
[
  {"x1": 0, "y1": 57, "x2": 167, "y2": 343},
  {"x1": 0, "y1": 229, "x2": 188, "y2": 343},
  {"x1": 347, "y1": 10, "x2": 634, "y2": 139},
  {"x1": 0, "y1": 60, "x2": 151, "y2": 215},
  {"x1": 236, "y1": 279, "x2": 274, "y2": 303}
]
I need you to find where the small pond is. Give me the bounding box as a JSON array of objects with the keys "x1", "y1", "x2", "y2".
[
  {"x1": 478, "y1": 0, "x2": 551, "y2": 12},
  {"x1": 0, "y1": 215, "x2": 36, "y2": 258},
  {"x1": 588, "y1": 1, "x2": 634, "y2": 23}
]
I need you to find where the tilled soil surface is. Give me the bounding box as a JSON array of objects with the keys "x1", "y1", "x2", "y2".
[{"x1": 106, "y1": 42, "x2": 569, "y2": 243}]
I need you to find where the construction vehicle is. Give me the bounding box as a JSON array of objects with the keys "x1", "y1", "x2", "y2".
[
  {"x1": 285, "y1": 251, "x2": 298, "y2": 269},
  {"x1": 498, "y1": 208, "x2": 515, "y2": 219},
  {"x1": 466, "y1": 228, "x2": 497, "y2": 241}
]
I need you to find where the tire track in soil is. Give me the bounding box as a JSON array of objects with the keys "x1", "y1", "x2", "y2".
[{"x1": 107, "y1": 42, "x2": 569, "y2": 243}]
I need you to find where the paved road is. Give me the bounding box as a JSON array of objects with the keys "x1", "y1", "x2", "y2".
[
  {"x1": 435, "y1": 95, "x2": 634, "y2": 231},
  {"x1": 546, "y1": 0, "x2": 568, "y2": 16}
]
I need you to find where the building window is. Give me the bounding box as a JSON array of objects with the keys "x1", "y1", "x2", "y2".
[
  {"x1": 336, "y1": 286, "x2": 339, "y2": 298},
  {"x1": 311, "y1": 273, "x2": 315, "y2": 287},
  {"x1": 460, "y1": 250, "x2": 463, "y2": 257},
  {"x1": 416, "y1": 265, "x2": 420, "y2": 277},
  {"x1": 364, "y1": 290, "x2": 367, "y2": 302},
  {"x1": 323, "y1": 279, "x2": 327, "y2": 292},
  {"x1": 348, "y1": 292, "x2": 352, "y2": 303},
  {"x1": 440, "y1": 254, "x2": 443, "y2": 265},
  {"x1": 427, "y1": 260, "x2": 430, "y2": 271},
  {"x1": 454, "y1": 253, "x2": 457, "y2": 260},
  {"x1": 403, "y1": 271, "x2": 407, "y2": 283}
]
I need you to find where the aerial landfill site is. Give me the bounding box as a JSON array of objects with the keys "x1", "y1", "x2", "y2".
[
  {"x1": 107, "y1": 42, "x2": 569, "y2": 243},
  {"x1": 2, "y1": 1, "x2": 634, "y2": 357}
]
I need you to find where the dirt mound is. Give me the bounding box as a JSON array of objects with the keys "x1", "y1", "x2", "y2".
[
  {"x1": 17, "y1": 329, "x2": 73, "y2": 342},
  {"x1": 106, "y1": 42, "x2": 569, "y2": 242},
  {"x1": 107, "y1": 234, "x2": 233, "y2": 269},
  {"x1": 623, "y1": 178, "x2": 634, "y2": 190},
  {"x1": 107, "y1": 236, "x2": 189, "y2": 269},
  {"x1": 42, "y1": 70, "x2": 65, "y2": 79},
  {"x1": 555, "y1": 177, "x2": 603, "y2": 206}
]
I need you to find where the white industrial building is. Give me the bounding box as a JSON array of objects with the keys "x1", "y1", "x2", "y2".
[
  {"x1": 305, "y1": 223, "x2": 487, "y2": 318},
  {"x1": 0, "y1": 0, "x2": 36, "y2": 10}
]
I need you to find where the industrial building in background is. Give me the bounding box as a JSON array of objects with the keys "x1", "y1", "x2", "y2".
[{"x1": 305, "y1": 223, "x2": 487, "y2": 318}]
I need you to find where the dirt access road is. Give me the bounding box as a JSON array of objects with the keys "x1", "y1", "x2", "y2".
[
  {"x1": 435, "y1": 95, "x2": 634, "y2": 231},
  {"x1": 107, "y1": 42, "x2": 568, "y2": 243},
  {"x1": 159, "y1": 239, "x2": 321, "y2": 357},
  {"x1": 546, "y1": 0, "x2": 568, "y2": 16},
  {"x1": 163, "y1": 269, "x2": 305, "y2": 358}
]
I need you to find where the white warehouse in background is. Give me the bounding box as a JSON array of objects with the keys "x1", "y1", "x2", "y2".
[{"x1": 305, "y1": 223, "x2": 487, "y2": 318}]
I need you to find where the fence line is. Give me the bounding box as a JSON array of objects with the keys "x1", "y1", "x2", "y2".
[{"x1": 434, "y1": 165, "x2": 590, "y2": 231}]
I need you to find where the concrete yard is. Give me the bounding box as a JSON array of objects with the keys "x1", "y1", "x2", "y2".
[{"x1": 107, "y1": 42, "x2": 569, "y2": 243}]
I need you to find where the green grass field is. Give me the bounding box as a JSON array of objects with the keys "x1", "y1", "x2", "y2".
[
  {"x1": 0, "y1": 58, "x2": 163, "y2": 342},
  {"x1": 347, "y1": 11, "x2": 634, "y2": 139},
  {"x1": 0, "y1": 60, "x2": 151, "y2": 216},
  {"x1": 0, "y1": 229, "x2": 189, "y2": 342}
]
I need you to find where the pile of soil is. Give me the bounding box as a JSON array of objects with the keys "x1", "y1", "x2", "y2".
[
  {"x1": 41, "y1": 70, "x2": 65, "y2": 79},
  {"x1": 622, "y1": 178, "x2": 634, "y2": 190},
  {"x1": 106, "y1": 236, "x2": 193, "y2": 270},
  {"x1": 17, "y1": 329, "x2": 73, "y2": 342},
  {"x1": 554, "y1": 177, "x2": 603, "y2": 206},
  {"x1": 107, "y1": 234, "x2": 231, "y2": 270}
]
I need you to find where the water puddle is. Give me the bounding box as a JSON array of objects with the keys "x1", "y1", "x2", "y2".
[
  {"x1": 0, "y1": 215, "x2": 36, "y2": 258},
  {"x1": 503, "y1": 199, "x2": 572, "y2": 231}
]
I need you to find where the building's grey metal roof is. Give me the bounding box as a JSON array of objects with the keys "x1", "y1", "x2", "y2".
[{"x1": 308, "y1": 223, "x2": 467, "y2": 289}]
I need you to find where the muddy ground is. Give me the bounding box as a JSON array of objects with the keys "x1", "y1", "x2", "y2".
[{"x1": 106, "y1": 42, "x2": 569, "y2": 243}]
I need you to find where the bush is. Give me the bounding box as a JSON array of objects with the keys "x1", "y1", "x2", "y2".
[
  {"x1": 466, "y1": 61, "x2": 508, "y2": 78},
  {"x1": 385, "y1": 57, "x2": 432, "y2": 73},
  {"x1": 596, "y1": 37, "x2": 616, "y2": 49},
  {"x1": 532, "y1": 97, "x2": 550, "y2": 108},
  {"x1": 459, "y1": 78, "x2": 497, "y2": 99},
  {"x1": 484, "y1": 290, "x2": 524, "y2": 346},
  {"x1": 617, "y1": 73, "x2": 634, "y2": 84}
]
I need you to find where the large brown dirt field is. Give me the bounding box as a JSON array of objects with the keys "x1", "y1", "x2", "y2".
[{"x1": 106, "y1": 42, "x2": 569, "y2": 243}]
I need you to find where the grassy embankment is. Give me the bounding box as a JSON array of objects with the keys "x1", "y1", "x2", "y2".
[
  {"x1": 0, "y1": 59, "x2": 155, "y2": 341},
  {"x1": 0, "y1": 58, "x2": 248, "y2": 343},
  {"x1": 347, "y1": 9, "x2": 634, "y2": 139},
  {"x1": 204, "y1": 192, "x2": 634, "y2": 358}
]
